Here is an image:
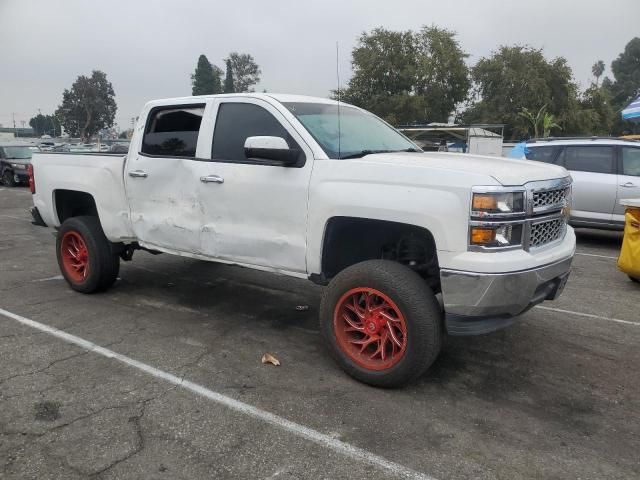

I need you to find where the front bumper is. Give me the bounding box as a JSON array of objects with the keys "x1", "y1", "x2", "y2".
[{"x1": 440, "y1": 256, "x2": 573, "y2": 336}]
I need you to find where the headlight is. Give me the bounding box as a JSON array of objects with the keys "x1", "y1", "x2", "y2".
[
  {"x1": 469, "y1": 223, "x2": 524, "y2": 248},
  {"x1": 472, "y1": 192, "x2": 524, "y2": 216}
]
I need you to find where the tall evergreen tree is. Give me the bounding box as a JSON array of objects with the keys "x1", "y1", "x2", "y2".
[
  {"x1": 191, "y1": 55, "x2": 222, "y2": 95},
  {"x1": 224, "y1": 59, "x2": 235, "y2": 93}
]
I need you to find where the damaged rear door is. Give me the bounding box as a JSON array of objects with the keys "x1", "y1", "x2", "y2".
[{"x1": 125, "y1": 102, "x2": 209, "y2": 253}]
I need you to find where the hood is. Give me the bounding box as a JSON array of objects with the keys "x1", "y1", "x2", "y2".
[{"x1": 356, "y1": 151, "x2": 569, "y2": 186}]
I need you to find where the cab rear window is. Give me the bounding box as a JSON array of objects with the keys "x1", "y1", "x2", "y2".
[{"x1": 141, "y1": 105, "x2": 205, "y2": 158}]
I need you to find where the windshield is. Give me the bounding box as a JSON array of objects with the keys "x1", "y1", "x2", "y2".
[
  {"x1": 282, "y1": 102, "x2": 419, "y2": 159},
  {"x1": 3, "y1": 146, "x2": 32, "y2": 160}
]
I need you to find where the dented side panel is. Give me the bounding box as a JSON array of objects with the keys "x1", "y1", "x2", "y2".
[
  {"x1": 31, "y1": 153, "x2": 135, "y2": 242},
  {"x1": 125, "y1": 154, "x2": 206, "y2": 254}
]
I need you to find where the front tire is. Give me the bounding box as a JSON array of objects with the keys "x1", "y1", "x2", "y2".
[
  {"x1": 2, "y1": 170, "x2": 16, "y2": 187},
  {"x1": 56, "y1": 216, "x2": 120, "y2": 293},
  {"x1": 630, "y1": 275, "x2": 640, "y2": 284},
  {"x1": 319, "y1": 260, "x2": 443, "y2": 388}
]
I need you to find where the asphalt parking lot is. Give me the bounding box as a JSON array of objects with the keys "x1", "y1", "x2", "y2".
[{"x1": 1, "y1": 186, "x2": 639, "y2": 480}]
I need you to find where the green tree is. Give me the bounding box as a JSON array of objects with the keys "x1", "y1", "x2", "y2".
[
  {"x1": 581, "y1": 85, "x2": 615, "y2": 135},
  {"x1": 225, "y1": 52, "x2": 261, "y2": 92},
  {"x1": 338, "y1": 26, "x2": 469, "y2": 125},
  {"x1": 609, "y1": 38, "x2": 640, "y2": 134},
  {"x1": 29, "y1": 114, "x2": 61, "y2": 137},
  {"x1": 464, "y1": 46, "x2": 577, "y2": 139},
  {"x1": 610, "y1": 38, "x2": 640, "y2": 107},
  {"x1": 592, "y1": 60, "x2": 605, "y2": 86},
  {"x1": 224, "y1": 58, "x2": 235, "y2": 93},
  {"x1": 55, "y1": 70, "x2": 117, "y2": 141},
  {"x1": 191, "y1": 54, "x2": 223, "y2": 95},
  {"x1": 414, "y1": 26, "x2": 470, "y2": 122}
]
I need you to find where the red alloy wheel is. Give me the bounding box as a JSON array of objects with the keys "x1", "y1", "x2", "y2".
[
  {"x1": 333, "y1": 287, "x2": 408, "y2": 371},
  {"x1": 60, "y1": 231, "x2": 90, "y2": 283}
]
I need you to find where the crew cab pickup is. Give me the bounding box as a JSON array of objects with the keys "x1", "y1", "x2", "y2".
[{"x1": 29, "y1": 94, "x2": 575, "y2": 387}]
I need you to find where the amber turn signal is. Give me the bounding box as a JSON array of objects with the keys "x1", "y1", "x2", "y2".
[
  {"x1": 472, "y1": 194, "x2": 498, "y2": 211},
  {"x1": 470, "y1": 227, "x2": 496, "y2": 244}
]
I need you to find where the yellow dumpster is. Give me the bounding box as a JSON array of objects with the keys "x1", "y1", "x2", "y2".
[{"x1": 617, "y1": 199, "x2": 640, "y2": 283}]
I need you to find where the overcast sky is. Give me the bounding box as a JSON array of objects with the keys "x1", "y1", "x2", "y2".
[{"x1": 1, "y1": 0, "x2": 638, "y2": 131}]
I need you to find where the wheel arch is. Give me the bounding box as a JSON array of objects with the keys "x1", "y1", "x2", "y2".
[
  {"x1": 53, "y1": 189, "x2": 100, "y2": 225},
  {"x1": 315, "y1": 216, "x2": 440, "y2": 289}
]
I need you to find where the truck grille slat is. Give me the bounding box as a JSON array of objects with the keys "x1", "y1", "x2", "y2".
[
  {"x1": 530, "y1": 217, "x2": 566, "y2": 249},
  {"x1": 532, "y1": 187, "x2": 569, "y2": 213}
]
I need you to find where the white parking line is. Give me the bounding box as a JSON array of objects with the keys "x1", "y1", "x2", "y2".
[
  {"x1": 32, "y1": 275, "x2": 64, "y2": 282},
  {"x1": 0, "y1": 214, "x2": 27, "y2": 221},
  {"x1": 535, "y1": 305, "x2": 640, "y2": 326},
  {"x1": 575, "y1": 252, "x2": 618, "y2": 260},
  {"x1": 0, "y1": 307, "x2": 434, "y2": 480}
]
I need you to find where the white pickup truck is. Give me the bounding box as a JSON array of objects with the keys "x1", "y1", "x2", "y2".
[{"x1": 29, "y1": 93, "x2": 575, "y2": 387}]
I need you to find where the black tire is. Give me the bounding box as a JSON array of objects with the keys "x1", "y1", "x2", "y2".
[
  {"x1": 2, "y1": 170, "x2": 16, "y2": 187},
  {"x1": 319, "y1": 260, "x2": 442, "y2": 388},
  {"x1": 630, "y1": 275, "x2": 640, "y2": 284},
  {"x1": 56, "y1": 216, "x2": 120, "y2": 293}
]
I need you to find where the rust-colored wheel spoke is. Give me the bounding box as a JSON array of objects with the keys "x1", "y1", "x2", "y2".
[
  {"x1": 386, "y1": 321, "x2": 403, "y2": 348},
  {"x1": 334, "y1": 287, "x2": 407, "y2": 371},
  {"x1": 342, "y1": 313, "x2": 364, "y2": 331},
  {"x1": 61, "y1": 231, "x2": 90, "y2": 284},
  {"x1": 344, "y1": 298, "x2": 366, "y2": 319},
  {"x1": 349, "y1": 335, "x2": 379, "y2": 353}
]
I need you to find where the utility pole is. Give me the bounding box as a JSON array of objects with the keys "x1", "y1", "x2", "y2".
[{"x1": 12, "y1": 112, "x2": 17, "y2": 137}]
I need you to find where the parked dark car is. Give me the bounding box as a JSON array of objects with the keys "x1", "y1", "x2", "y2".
[{"x1": 0, "y1": 143, "x2": 33, "y2": 187}]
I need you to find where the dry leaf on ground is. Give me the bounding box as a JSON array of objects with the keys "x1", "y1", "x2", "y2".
[{"x1": 261, "y1": 353, "x2": 281, "y2": 366}]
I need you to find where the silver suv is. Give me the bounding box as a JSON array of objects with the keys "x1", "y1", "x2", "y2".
[{"x1": 525, "y1": 138, "x2": 640, "y2": 230}]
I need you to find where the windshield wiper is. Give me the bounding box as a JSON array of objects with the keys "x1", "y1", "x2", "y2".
[
  {"x1": 340, "y1": 148, "x2": 420, "y2": 159},
  {"x1": 340, "y1": 149, "x2": 389, "y2": 159}
]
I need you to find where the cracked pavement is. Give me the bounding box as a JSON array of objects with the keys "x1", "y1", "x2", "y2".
[{"x1": 1, "y1": 187, "x2": 639, "y2": 479}]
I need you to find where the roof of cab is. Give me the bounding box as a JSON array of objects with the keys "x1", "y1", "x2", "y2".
[{"x1": 143, "y1": 93, "x2": 343, "y2": 109}]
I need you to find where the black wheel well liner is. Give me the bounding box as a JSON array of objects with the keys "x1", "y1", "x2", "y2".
[
  {"x1": 318, "y1": 216, "x2": 439, "y2": 284},
  {"x1": 54, "y1": 190, "x2": 99, "y2": 224}
]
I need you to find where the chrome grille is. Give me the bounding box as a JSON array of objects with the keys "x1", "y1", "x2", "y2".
[
  {"x1": 532, "y1": 188, "x2": 568, "y2": 212},
  {"x1": 530, "y1": 217, "x2": 565, "y2": 249}
]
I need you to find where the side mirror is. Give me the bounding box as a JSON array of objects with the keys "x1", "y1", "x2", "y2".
[{"x1": 244, "y1": 136, "x2": 301, "y2": 166}]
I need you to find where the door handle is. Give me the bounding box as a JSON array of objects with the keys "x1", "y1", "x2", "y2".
[
  {"x1": 620, "y1": 182, "x2": 636, "y2": 188},
  {"x1": 200, "y1": 175, "x2": 224, "y2": 184},
  {"x1": 128, "y1": 170, "x2": 148, "y2": 178}
]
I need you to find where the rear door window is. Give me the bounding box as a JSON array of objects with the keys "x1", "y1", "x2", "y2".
[
  {"x1": 621, "y1": 147, "x2": 640, "y2": 176},
  {"x1": 525, "y1": 146, "x2": 556, "y2": 163},
  {"x1": 142, "y1": 105, "x2": 205, "y2": 158},
  {"x1": 559, "y1": 146, "x2": 615, "y2": 174}
]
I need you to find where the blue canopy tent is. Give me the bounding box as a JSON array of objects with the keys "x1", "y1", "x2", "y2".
[{"x1": 622, "y1": 95, "x2": 640, "y2": 122}]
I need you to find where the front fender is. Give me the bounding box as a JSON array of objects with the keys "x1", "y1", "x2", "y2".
[{"x1": 306, "y1": 175, "x2": 480, "y2": 275}]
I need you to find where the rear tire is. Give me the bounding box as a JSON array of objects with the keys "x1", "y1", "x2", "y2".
[
  {"x1": 56, "y1": 216, "x2": 120, "y2": 293},
  {"x1": 2, "y1": 170, "x2": 16, "y2": 187},
  {"x1": 319, "y1": 260, "x2": 442, "y2": 388},
  {"x1": 630, "y1": 275, "x2": 640, "y2": 284}
]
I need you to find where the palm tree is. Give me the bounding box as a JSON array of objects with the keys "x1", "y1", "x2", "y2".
[
  {"x1": 518, "y1": 105, "x2": 547, "y2": 138},
  {"x1": 592, "y1": 60, "x2": 605, "y2": 87},
  {"x1": 542, "y1": 112, "x2": 561, "y2": 138}
]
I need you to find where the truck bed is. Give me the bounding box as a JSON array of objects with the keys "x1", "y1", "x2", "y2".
[{"x1": 31, "y1": 152, "x2": 136, "y2": 242}]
